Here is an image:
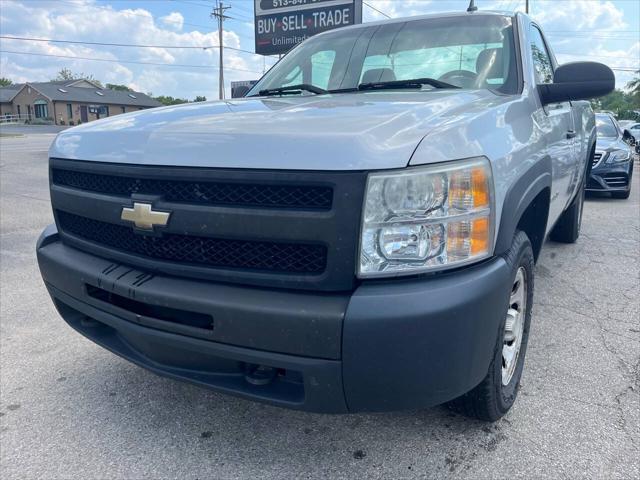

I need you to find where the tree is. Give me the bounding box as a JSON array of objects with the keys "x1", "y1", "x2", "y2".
[
  {"x1": 51, "y1": 68, "x2": 103, "y2": 88},
  {"x1": 52, "y1": 68, "x2": 75, "y2": 81},
  {"x1": 193, "y1": 96, "x2": 207, "y2": 102},
  {"x1": 153, "y1": 95, "x2": 189, "y2": 106},
  {"x1": 591, "y1": 87, "x2": 639, "y2": 120},
  {"x1": 0, "y1": 77, "x2": 12, "y2": 87},
  {"x1": 106, "y1": 83, "x2": 133, "y2": 92},
  {"x1": 626, "y1": 70, "x2": 640, "y2": 104}
]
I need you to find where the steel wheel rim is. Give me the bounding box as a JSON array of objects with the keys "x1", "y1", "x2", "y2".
[{"x1": 502, "y1": 267, "x2": 527, "y2": 386}]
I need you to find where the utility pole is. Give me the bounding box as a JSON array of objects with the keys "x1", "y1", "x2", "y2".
[
  {"x1": 211, "y1": 1, "x2": 231, "y2": 99},
  {"x1": 526, "y1": 0, "x2": 529, "y2": 14}
]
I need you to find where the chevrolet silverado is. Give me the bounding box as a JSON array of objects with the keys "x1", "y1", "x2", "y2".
[{"x1": 37, "y1": 10, "x2": 614, "y2": 421}]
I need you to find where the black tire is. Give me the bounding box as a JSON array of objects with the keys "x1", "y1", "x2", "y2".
[
  {"x1": 550, "y1": 168, "x2": 586, "y2": 243},
  {"x1": 447, "y1": 231, "x2": 534, "y2": 422}
]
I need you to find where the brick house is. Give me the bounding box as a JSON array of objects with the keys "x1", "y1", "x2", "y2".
[
  {"x1": 0, "y1": 84, "x2": 22, "y2": 117},
  {"x1": 0, "y1": 79, "x2": 161, "y2": 125}
]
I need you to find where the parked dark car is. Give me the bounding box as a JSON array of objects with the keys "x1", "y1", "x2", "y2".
[{"x1": 587, "y1": 113, "x2": 634, "y2": 199}]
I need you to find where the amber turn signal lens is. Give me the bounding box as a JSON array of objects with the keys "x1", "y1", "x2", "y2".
[
  {"x1": 471, "y1": 168, "x2": 490, "y2": 208},
  {"x1": 448, "y1": 167, "x2": 490, "y2": 211},
  {"x1": 470, "y1": 217, "x2": 490, "y2": 255}
]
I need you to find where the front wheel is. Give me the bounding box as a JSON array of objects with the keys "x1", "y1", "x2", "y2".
[{"x1": 447, "y1": 231, "x2": 534, "y2": 421}]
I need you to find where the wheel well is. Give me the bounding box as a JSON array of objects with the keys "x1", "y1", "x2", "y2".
[{"x1": 516, "y1": 187, "x2": 550, "y2": 262}]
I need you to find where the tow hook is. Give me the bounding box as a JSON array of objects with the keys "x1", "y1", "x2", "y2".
[{"x1": 244, "y1": 364, "x2": 277, "y2": 386}]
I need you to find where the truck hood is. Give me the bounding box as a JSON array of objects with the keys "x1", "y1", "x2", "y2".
[{"x1": 50, "y1": 90, "x2": 507, "y2": 171}]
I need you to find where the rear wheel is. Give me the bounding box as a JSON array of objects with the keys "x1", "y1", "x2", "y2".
[{"x1": 447, "y1": 231, "x2": 534, "y2": 421}]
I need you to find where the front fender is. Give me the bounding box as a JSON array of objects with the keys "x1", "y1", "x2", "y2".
[{"x1": 494, "y1": 157, "x2": 552, "y2": 257}]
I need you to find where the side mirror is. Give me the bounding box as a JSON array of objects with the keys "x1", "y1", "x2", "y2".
[
  {"x1": 623, "y1": 129, "x2": 635, "y2": 145},
  {"x1": 538, "y1": 62, "x2": 615, "y2": 105}
]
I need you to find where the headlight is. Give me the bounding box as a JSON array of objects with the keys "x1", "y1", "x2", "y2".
[
  {"x1": 359, "y1": 157, "x2": 494, "y2": 277},
  {"x1": 606, "y1": 149, "x2": 631, "y2": 163}
]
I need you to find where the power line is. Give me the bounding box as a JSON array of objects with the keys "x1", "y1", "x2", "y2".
[
  {"x1": 227, "y1": 1, "x2": 255, "y2": 15},
  {"x1": 173, "y1": 0, "x2": 254, "y2": 22},
  {"x1": 0, "y1": 49, "x2": 635, "y2": 76},
  {"x1": 51, "y1": 0, "x2": 217, "y2": 32},
  {"x1": 363, "y1": 1, "x2": 392, "y2": 19},
  {"x1": 0, "y1": 49, "x2": 264, "y2": 74},
  {"x1": 53, "y1": 0, "x2": 256, "y2": 38},
  {"x1": 0, "y1": 35, "x2": 264, "y2": 57},
  {"x1": 53, "y1": 0, "x2": 260, "y2": 46}
]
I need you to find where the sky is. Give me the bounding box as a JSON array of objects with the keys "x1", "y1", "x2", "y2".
[{"x1": 0, "y1": 0, "x2": 638, "y2": 99}]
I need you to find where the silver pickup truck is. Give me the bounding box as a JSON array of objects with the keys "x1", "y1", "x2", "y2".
[{"x1": 37, "y1": 10, "x2": 614, "y2": 421}]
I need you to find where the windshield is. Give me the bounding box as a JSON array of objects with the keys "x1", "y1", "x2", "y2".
[
  {"x1": 248, "y1": 15, "x2": 518, "y2": 96},
  {"x1": 596, "y1": 115, "x2": 619, "y2": 138}
]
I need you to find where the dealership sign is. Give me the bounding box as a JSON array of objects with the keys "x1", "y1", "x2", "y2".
[{"x1": 254, "y1": 0, "x2": 362, "y2": 56}]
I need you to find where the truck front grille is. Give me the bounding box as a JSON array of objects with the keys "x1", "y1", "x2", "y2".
[
  {"x1": 50, "y1": 159, "x2": 366, "y2": 291},
  {"x1": 52, "y1": 168, "x2": 333, "y2": 210},
  {"x1": 57, "y1": 210, "x2": 327, "y2": 274}
]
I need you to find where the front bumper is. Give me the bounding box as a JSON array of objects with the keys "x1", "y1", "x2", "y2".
[
  {"x1": 587, "y1": 161, "x2": 633, "y2": 192},
  {"x1": 37, "y1": 225, "x2": 511, "y2": 413}
]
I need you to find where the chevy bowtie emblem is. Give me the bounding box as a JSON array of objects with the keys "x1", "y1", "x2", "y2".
[{"x1": 121, "y1": 202, "x2": 171, "y2": 231}]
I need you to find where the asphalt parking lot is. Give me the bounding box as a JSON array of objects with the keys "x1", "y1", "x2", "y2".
[{"x1": 1, "y1": 133, "x2": 638, "y2": 479}]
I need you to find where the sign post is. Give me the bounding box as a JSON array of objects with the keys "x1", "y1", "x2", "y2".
[{"x1": 254, "y1": 0, "x2": 362, "y2": 56}]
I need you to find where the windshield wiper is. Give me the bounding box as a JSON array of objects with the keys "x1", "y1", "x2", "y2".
[
  {"x1": 258, "y1": 84, "x2": 327, "y2": 96},
  {"x1": 358, "y1": 78, "x2": 460, "y2": 91}
]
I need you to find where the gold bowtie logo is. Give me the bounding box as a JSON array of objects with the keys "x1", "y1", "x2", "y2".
[{"x1": 121, "y1": 202, "x2": 171, "y2": 231}]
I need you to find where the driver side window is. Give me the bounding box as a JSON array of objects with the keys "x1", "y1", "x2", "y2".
[{"x1": 530, "y1": 26, "x2": 553, "y2": 84}]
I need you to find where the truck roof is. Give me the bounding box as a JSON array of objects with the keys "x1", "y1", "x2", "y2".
[{"x1": 319, "y1": 10, "x2": 517, "y2": 33}]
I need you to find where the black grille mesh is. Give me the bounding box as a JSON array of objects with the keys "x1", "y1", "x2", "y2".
[
  {"x1": 52, "y1": 169, "x2": 333, "y2": 210},
  {"x1": 57, "y1": 211, "x2": 327, "y2": 274}
]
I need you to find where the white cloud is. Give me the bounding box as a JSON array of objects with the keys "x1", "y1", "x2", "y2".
[
  {"x1": 161, "y1": 12, "x2": 184, "y2": 31},
  {"x1": 103, "y1": 64, "x2": 134, "y2": 86},
  {"x1": 0, "y1": 0, "x2": 270, "y2": 99},
  {"x1": 0, "y1": 0, "x2": 637, "y2": 98}
]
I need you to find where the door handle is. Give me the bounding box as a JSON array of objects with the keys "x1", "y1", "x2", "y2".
[{"x1": 566, "y1": 130, "x2": 577, "y2": 139}]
